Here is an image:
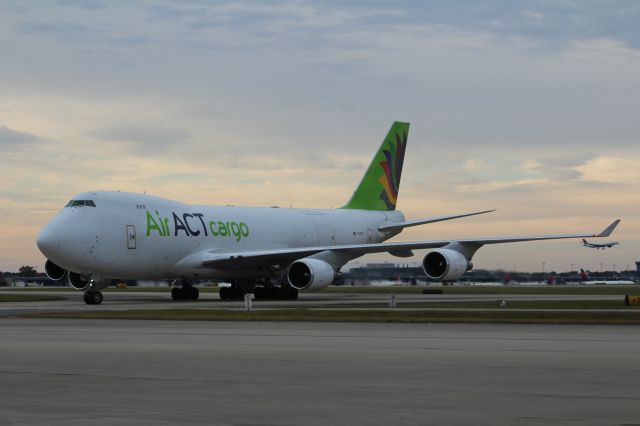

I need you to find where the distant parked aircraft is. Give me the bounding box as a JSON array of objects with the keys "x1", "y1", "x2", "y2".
[{"x1": 582, "y1": 238, "x2": 619, "y2": 250}]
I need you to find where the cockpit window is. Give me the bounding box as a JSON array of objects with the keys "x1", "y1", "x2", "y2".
[{"x1": 65, "y1": 200, "x2": 96, "y2": 208}]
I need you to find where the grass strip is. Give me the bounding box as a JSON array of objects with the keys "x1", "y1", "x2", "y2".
[
  {"x1": 398, "y1": 296, "x2": 640, "y2": 311},
  {"x1": 0, "y1": 294, "x2": 66, "y2": 302},
  {"x1": 0, "y1": 287, "x2": 75, "y2": 292},
  {"x1": 320, "y1": 285, "x2": 640, "y2": 296},
  {"x1": 19, "y1": 308, "x2": 640, "y2": 324}
]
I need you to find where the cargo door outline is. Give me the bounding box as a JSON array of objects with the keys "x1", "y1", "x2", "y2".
[
  {"x1": 126, "y1": 225, "x2": 136, "y2": 249},
  {"x1": 312, "y1": 217, "x2": 335, "y2": 246}
]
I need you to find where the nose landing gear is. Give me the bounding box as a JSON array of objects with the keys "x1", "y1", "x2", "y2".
[{"x1": 83, "y1": 290, "x2": 103, "y2": 305}]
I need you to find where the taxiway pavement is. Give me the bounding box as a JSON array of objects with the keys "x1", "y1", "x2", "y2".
[{"x1": 1, "y1": 318, "x2": 639, "y2": 425}]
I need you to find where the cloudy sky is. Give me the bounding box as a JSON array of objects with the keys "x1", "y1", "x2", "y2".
[{"x1": 1, "y1": 1, "x2": 639, "y2": 273}]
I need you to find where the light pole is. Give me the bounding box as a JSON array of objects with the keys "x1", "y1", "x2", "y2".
[
  {"x1": 570, "y1": 263, "x2": 574, "y2": 273},
  {"x1": 542, "y1": 262, "x2": 546, "y2": 274},
  {"x1": 600, "y1": 263, "x2": 604, "y2": 273}
]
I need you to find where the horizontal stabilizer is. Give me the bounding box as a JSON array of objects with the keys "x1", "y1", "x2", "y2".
[
  {"x1": 597, "y1": 219, "x2": 621, "y2": 237},
  {"x1": 379, "y1": 209, "x2": 495, "y2": 231}
]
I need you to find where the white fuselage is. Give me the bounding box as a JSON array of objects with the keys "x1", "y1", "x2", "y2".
[{"x1": 37, "y1": 191, "x2": 404, "y2": 280}]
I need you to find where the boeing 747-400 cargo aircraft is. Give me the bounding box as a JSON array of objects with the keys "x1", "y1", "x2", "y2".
[{"x1": 36, "y1": 122, "x2": 620, "y2": 304}]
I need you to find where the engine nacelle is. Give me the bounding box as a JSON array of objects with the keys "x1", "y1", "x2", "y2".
[
  {"x1": 287, "y1": 258, "x2": 336, "y2": 290},
  {"x1": 45, "y1": 260, "x2": 67, "y2": 281},
  {"x1": 422, "y1": 249, "x2": 471, "y2": 281},
  {"x1": 68, "y1": 272, "x2": 91, "y2": 291}
]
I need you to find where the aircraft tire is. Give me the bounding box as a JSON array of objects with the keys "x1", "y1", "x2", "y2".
[
  {"x1": 279, "y1": 286, "x2": 297, "y2": 300},
  {"x1": 171, "y1": 287, "x2": 182, "y2": 301},
  {"x1": 266, "y1": 286, "x2": 279, "y2": 300},
  {"x1": 190, "y1": 287, "x2": 199, "y2": 300},
  {"x1": 253, "y1": 286, "x2": 265, "y2": 300},
  {"x1": 233, "y1": 287, "x2": 245, "y2": 300},
  {"x1": 92, "y1": 291, "x2": 104, "y2": 305},
  {"x1": 84, "y1": 291, "x2": 103, "y2": 305},
  {"x1": 219, "y1": 286, "x2": 229, "y2": 300}
]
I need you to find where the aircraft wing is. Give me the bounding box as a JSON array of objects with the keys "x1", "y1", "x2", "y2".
[
  {"x1": 202, "y1": 240, "x2": 449, "y2": 269},
  {"x1": 201, "y1": 220, "x2": 620, "y2": 270}
]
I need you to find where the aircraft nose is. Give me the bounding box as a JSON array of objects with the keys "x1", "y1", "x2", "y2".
[{"x1": 36, "y1": 226, "x2": 59, "y2": 257}]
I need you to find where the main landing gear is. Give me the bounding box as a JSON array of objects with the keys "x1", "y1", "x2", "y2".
[
  {"x1": 218, "y1": 285, "x2": 244, "y2": 301},
  {"x1": 253, "y1": 285, "x2": 298, "y2": 301},
  {"x1": 219, "y1": 282, "x2": 299, "y2": 301},
  {"x1": 171, "y1": 281, "x2": 200, "y2": 301},
  {"x1": 83, "y1": 290, "x2": 103, "y2": 305}
]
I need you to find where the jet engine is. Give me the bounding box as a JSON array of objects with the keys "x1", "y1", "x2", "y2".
[
  {"x1": 287, "y1": 258, "x2": 336, "y2": 290},
  {"x1": 422, "y1": 249, "x2": 472, "y2": 281},
  {"x1": 45, "y1": 260, "x2": 67, "y2": 281},
  {"x1": 68, "y1": 272, "x2": 91, "y2": 291}
]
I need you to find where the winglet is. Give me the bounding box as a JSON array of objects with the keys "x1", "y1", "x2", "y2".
[{"x1": 597, "y1": 219, "x2": 620, "y2": 237}]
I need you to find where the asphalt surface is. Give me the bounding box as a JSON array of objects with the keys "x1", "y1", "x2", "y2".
[
  {"x1": 0, "y1": 289, "x2": 627, "y2": 317},
  {"x1": 1, "y1": 319, "x2": 639, "y2": 425}
]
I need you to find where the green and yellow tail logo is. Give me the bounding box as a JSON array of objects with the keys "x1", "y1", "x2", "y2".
[{"x1": 342, "y1": 121, "x2": 409, "y2": 211}]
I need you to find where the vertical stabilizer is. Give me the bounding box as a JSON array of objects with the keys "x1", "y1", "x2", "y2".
[{"x1": 342, "y1": 121, "x2": 409, "y2": 211}]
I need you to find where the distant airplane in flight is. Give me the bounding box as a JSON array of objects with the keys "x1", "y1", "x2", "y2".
[
  {"x1": 36, "y1": 121, "x2": 621, "y2": 305},
  {"x1": 582, "y1": 238, "x2": 619, "y2": 250}
]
